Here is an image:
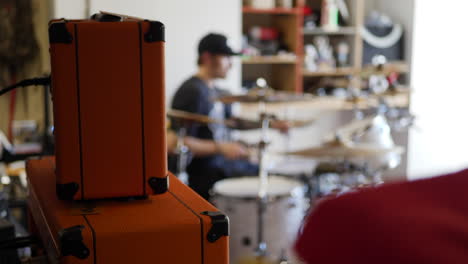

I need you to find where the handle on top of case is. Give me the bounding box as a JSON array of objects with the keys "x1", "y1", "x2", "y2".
[
  {"x1": 91, "y1": 11, "x2": 145, "y2": 22},
  {"x1": 91, "y1": 12, "x2": 123, "y2": 22}
]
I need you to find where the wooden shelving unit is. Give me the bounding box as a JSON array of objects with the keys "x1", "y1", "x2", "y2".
[
  {"x1": 241, "y1": 0, "x2": 304, "y2": 93},
  {"x1": 241, "y1": 0, "x2": 410, "y2": 107},
  {"x1": 302, "y1": 0, "x2": 364, "y2": 84}
]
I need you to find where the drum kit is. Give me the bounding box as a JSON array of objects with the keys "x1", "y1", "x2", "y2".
[{"x1": 167, "y1": 79, "x2": 410, "y2": 264}]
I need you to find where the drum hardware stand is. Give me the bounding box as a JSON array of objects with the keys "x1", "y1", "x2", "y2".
[
  {"x1": 254, "y1": 106, "x2": 273, "y2": 258},
  {"x1": 175, "y1": 127, "x2": 190, "y2": 185},
  {"x1": 252, "y1": 79, "x2": 291, "y2": 262}
]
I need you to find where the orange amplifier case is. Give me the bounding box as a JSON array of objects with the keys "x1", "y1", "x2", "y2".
[
  {"x1": 49, "y1": 13, "x2": 167, "y2": 200},
  {"x1": 27, "y1": 156, "x2": 229, "y2": 264}
]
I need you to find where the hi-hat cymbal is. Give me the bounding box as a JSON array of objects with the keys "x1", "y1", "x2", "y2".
[
  {"x1": 216, "y1": 88, "x2": 314, "y2": 104},
  {"x1": 280, "y1": 139, "x2": 404, "y2": 159}
]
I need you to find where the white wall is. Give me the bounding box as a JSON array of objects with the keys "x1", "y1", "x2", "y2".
[
  {"x1": 408, "y1": 0, "x2": 468, "y2": 179},
  {"x1": 53, "y1": 0, "x2": 242, "y2": 106},
  {"x1": 53, "y1": 0, "x2": 87, "y2": 19}
]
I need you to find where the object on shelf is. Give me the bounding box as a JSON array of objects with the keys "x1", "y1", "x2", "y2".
[
  {"x1": 245, "y1": 26, "x2": 290, "y2": 56},
  {"x1": 336, "y1": 41, "x2": 350, "y2": 67},
  {"x1": 335, "y1": 0, "x2": 350, "y2": 25},
  {"x1": 242, "y1": 35, "x2": 260, "y2": 57},
  {"x1": 315, "y1": 36, "x2": 336, "y2": 71},
  {"x1": 303, "y1": 6, "x2": 320, "y2": 29},
  {"x1": 387, "y1": 72, "x2": 400, "y2": 90},
  {"x1": 361, "y1": 56, "x2": 408, "y2": 94},
  {"x1": 368, "y1": 74, "x2": 389, "y2": 94},
  {"x1": 304, "y1": 44, "x2": 319, "y2": 71},
  {"x1": 321, "y1": 0, "x2": 339, "y2": 31},
  {"x1": 250, "y1": 26, "x2": 279, "y2": 41},
  {"x1": 368, "y1": 55, "x2": 389, "y2": 94},
  {"x1": 362, "y1": 11, "x2": 404, "y2": 64},
  {"x1": 245, "y1": 0, "x2": 276, "y2": 9},
  {"x1": 277, "y1": 0, "x2": 293, "y2": 8}
]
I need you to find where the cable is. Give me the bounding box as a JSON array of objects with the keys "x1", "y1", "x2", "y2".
[{"x1": 0, "y1": 76, "x2": 51, "y2": 96}]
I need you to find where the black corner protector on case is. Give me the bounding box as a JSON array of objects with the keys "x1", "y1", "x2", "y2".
[
  {"x1": 148, "y1": 176, "x2": 169, "y2": 194},
  {"x1": 201, "y1": 211, "x2": 229, "y2": 243},
  {"x1": 49, "y1": 22, "x2": 73, "y2": 44},
  {"x1": 144, "y1": 20, "x2": 165, "y2": 43},
  {"x1": 58, "y1": 225, "x2": 90, "y2": 259},
  {"x1": 56, "y1": 183, "x2": 79, "y2": 200}
]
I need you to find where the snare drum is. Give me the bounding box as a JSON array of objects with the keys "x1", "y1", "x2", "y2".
[{"x1": 211, "y1": 176, "x2": 307, "y2": 263}]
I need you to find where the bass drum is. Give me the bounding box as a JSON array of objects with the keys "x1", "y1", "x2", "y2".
[{"x1": 211, "y1": 176, "x2": 308, "y2": 264}]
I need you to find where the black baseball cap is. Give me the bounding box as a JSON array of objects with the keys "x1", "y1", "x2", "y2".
[{"x1": 198, "y1": 33, "x2": 240, "y2": 56}]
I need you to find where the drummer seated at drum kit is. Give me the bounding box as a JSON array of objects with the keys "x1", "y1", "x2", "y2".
[{"x1": 169, "y1": 33, "x2": 289, "y2": 199}]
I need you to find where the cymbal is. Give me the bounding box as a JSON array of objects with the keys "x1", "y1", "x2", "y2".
[
  {"x1": 216, "y1": 88, "x2": 314, "y2": 104},
  {"x1": 168, "y1": 109, "x2": 315, "y2": 129},
  {"x1": 280, "y1": 139, "x2": 404, "y2": 159},
  {"x1": 167, "y1": 109, "x2": 232, "y2": 126},
  {"x1": 286, "y1": 119, "x2": 316, "y2": 128}
]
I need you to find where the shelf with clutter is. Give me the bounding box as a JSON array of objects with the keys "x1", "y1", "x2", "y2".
[
  {"x1": 302, "y1": 0, "x2": 363, "y2": 83},
  {"x1": 241, "y1": 0, "x2": 411, "y2": 105},
  {"x1": 302, "y1": 0, "x2": 410, "y2": 107},
  {"x1": 241, "y1": 0, "x2": 304, "y2": 92}
]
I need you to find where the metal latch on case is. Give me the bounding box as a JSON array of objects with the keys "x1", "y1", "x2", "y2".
[{"x1": 201, "y1": 211, "x2": 229, "y2": 243}]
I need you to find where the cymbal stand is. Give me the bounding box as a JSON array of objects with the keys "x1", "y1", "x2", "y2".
[
  {"x1": 255, "y1": 102, "x2": 273, "y2": 258},
  {"x1": 175, "y1": 126, "x2": 190, "y2": 185}
]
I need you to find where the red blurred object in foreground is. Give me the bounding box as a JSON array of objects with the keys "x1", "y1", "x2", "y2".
[{"x1": 295, "y1": 168, "x2": 468, "y2": 264}]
